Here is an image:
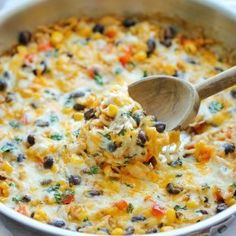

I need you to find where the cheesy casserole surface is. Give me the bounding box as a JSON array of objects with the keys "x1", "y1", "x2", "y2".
[{"x1": 0, "y1": 16, "x2": 235, "y2": 235}]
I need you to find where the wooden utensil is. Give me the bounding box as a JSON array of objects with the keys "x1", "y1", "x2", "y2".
[{"x1": 128, "y1": 66, "x2": 236, "y2": 130}]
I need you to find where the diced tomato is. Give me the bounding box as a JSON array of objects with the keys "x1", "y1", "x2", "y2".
[
  {"x1": 25, "y1": 53, "x2": 34, "y2": 63},
  {"x1": 38, "y1": 42, "x2": 52, "y2": 52},
  {"x1": 115, "y1": 200, "x2": 128, "y2": 211},
  {"x1": 151, "y1": 204, "x2": 165, "y2": 217},
  {"x1": 62, "y1": 194, "x2": 75, "y2": 204},
  {"x1": 16, "y1": 204, "x2": 29, "y2": 216},
  {"x1": 105, "y1": 29, "x2": 116, "y2": 38},
  {"x1": 119, "y1": 53, "x2": 131, "y2": 66}
]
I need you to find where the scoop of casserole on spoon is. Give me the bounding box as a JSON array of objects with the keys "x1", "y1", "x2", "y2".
[{"x1": 128, "y1": 66, "x2": 236, "y2": 130}]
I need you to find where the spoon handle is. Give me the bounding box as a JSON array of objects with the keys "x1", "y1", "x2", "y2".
[{"x1": 196, "y1": 66, "x2": 236, "y2": 100}]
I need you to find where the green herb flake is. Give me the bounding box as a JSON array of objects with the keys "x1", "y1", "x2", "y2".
[
  {"x1": 115, "y1": 67, "x2": 123, "y2": 75},
  {"x1": 230, "y1": 182, "x2": 236, "y2": 188},
  {"x1": 88, "y1": 166, "x2": 99, "y2": 175},
  {"x1": 174, "y1": 205, "x2": 187, "y2": 211},
  {"x1": 127, "y1": 203, "x2": 134, "y2": 213},
  {"x1": 9, "y1": 120, "x2": 20, "y2": 128},
  {"x1": 94, "y1": 74, "x2": 104, "y2": 86},
  {"x1": 208, "y1": 101, "x2": 224, "y2": 113},
  {"x1": 50, "y1": 133, "x2": 63, "y2": 141}
]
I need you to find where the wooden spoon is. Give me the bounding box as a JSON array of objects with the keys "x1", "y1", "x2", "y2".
[{"x1": 128, "y1": 66, "x2": 236, "y2": 130}]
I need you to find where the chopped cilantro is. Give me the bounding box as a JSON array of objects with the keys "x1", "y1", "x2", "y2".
[
  {"x1": 50, "y1": 114, "x2": 59, "y2": 123},
  {"x1": 0, "y1": 142, "x2": 15, "y2": 153},
  {"x1": 208, "y1": 101, "x2": 224, "y2": 113},
  {"x1": 12, "y1": 196, "x2": 21, "y2": 203},
  {"x1": 118, "y1": 127, "x2": 126, "y2": 136},
  {"x1": 176, "y1": 174, "x2": 183, "y2": 177},
  {"x1": 83, "y1": 217, "x2": 89, "y2": 222},
  {"x1": 9, "y1": 120, "x2": 20, "y2": 128},
  {"x1": 127, "y1": 203, "x2": 134, "y2": 213},
  {"x1": 88, "y1": 166, "x2": 99, "y2": 175},
  {"x1": 47, "y1": 184, "x2": 60, "y2": 193},
  {"x1": 50, "y1": 133, "x2": 63, "y2": 141},
  {"x1": 230, "y1": 182, "x2": 236, "y2": 188},
  {"x1": 14, "y1": 136, "x2": 23, "y2": 143},
  {"x1": 115, "y1": 67, "x2": 122, "y2": 75},
  {"x1": 94, "y1": 74, "x2": 104, "y2": 86},
  {"x1": 54, "y1": 192, "x2": 62, "y2": 203},
  {"x1": 143, "y1": 70, "x2": 148, "y2": 77},
  {"x1": 201, "y1": 183, "x2": 210, "y2": 191},
  {"x1": 174, "y1": 205, "x2": 187, "y2": 211},
  {"x1": 73, "y1": 129, "x2": 80, "y2": 137}
]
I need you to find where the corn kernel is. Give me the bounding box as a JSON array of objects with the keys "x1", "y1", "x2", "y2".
[
  {"x1": 33, "y1": 209, "x2": 49, "y2": 222},
  {"x1": 184, "y1": 41, "x2": 197, "y2": 54},
  {"x1": 1, "y1": 161, "x2": 13, "y2": 173},
  {"x1": 106, "y1": 104, "x2": 118, "y2": 117},
  {"x1": 51, "y1": 31, "x2": 63, "y2": 45},
  {"x1": 134, "y1": 51, "x2": 147, "y2": 61},
  {"x1": 69, "y1": 154, "x2": 84, "y2": 165},
  {"x1": 186, "y1": 199, "x2": 198, "y2": 209},
  {"x1": 63, "y1": 107, "x2": 72, "y2": 114},
  {"x1": 160, "y1": 226, "x2": 174, "y2": 232},
  {"x1": 0, "y1": 182, "x2": 10, "y2": 198},
  {"x1": 166, "y1": 208, "x2": 176, "y2": 224},
  {"x1": 73, "y1": 112, "x2": 84, "y2": 121},
  {"x1": 17, "y1": 46, "x2": 28, "y2": 55},
  {"x1": 111, "y1": 228, "x2": 124, "y2": 235}
]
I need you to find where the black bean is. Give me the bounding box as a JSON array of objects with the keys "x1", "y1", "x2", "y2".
[
  {"x1": 40, "y1": 179, "x2": 52, "y2": 186},
  {"x1": 230, "y1": 89, "x2": 236, "y2": 99},
  {"x1": 0, "y1": 80, "x2": 7, "y2": 91},
  {"x1": 35, "y1": 120, "x2": 50, "y2": 127},
  {"x1": 107, "y1": 142, "x2": 117, "y2": 152},
  {"x1": 216, "y1": 203, "x2": 227, "y2": 213},
  {"x1": 3, "y1": 71, "x2": 10, "y2": 78},
  {"x1": 73, "y1": 103, "x2": 85, "y2": 111},
  {"x1": 43, "y1": 156, "x2": 54, "y2": 169},
  {"x1": 27, "y1": 135, "x2": 35, "y2": 146},
  {"x1": 69, "y1": 90, "x2": 86, "y2": 99},
  {"x1": 86, "y1": 190, "x2": 103, "y2": 197},
  {"x1": 203, "y1": 196, "x2": 209, "y2": 203},
  {"x1": 197, "y1": 210, "x2": 208, "y2": 215},
  {"x1": 0, "y1": 175, "x2": 7, "y2": 180},
  {"x1": 223, "y1": 143, "x2": 235, "y2": 155},
  {"x1": 5, "y1": 92, "x2": 15, "y2": 103},
  {"x1": 124, "y1": 226, "x2": 135, "y2": 235},
  {"x1": 66, "y1": 52, "x2": 73, "y2": 58},
  {"x1": 154, "y1": 121, "x2": 166, "y2": 133},
  {"x1": 159, "y1": 26, "x2": 176, "y2": 48},
  {"x1": 52, "y1": 219, "x2": 66, "y2": 228},
  {"x1": 168, "y1": 158, "x2": 183, "y2": 167},
  {"x1": 92, "y1": 24, "x2": 105, "y2": 34},
  {"x1": 21, "y1": 195, "x2": 31, "y2": 202},
  {"x1": 132, "y1": 111, "x2": 144, "y2": 126},
  {"x1": 40, "y1": 61, "x2": 48, "y2": 74},
  {"x1": 186, "y1": 57, "x2": 197, "y2": 65},
  {"x1": 18, "y1": 31, "x2": 32, "y2": 45},
  {"x1": 17, "y1": 153, "x2": 25, "y2": 163},
  {"x1": 146, "y1": 38, "x2": 156, "y2": 56},
  {"x1": 137, "y1": 130, "x2": 147, "y2": 146},
  {"x1": 146, "y1": 228, "x2": 159, "y2": 234},
  {"x1": 131, "y1": 215, "x2": 146, "y2": 222},
  {"x1": 123, "y1": 18, "x2": 136, "y2": 27},
  {"x1": 68, "y1": 175, "x2": 81, "y2": 186},
  {"x1": 84, "y1": 108, "x2": 96, "y2": 120},
  {"x1": 160, "y1": 38, "x2": 172, "y2": 48},
  {"x1": 165, "y1": 26, "x2": 176, "y2": 39},
  {"x1": 166, "y1": 183, "x2": 183, "y2": 194}
]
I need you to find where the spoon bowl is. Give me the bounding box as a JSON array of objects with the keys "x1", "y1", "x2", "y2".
[{"x1": 128, "y1": 67, "x2": 236, "y2": 130}]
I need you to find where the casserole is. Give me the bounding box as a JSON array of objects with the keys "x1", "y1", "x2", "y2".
[{"x1": 0, "y1": 0, "x2": 235, "y2": 235}]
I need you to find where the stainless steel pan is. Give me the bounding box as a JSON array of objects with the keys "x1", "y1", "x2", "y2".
[{"x1": 0, "y1": 0, "x2": 235, "y2": 235}]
